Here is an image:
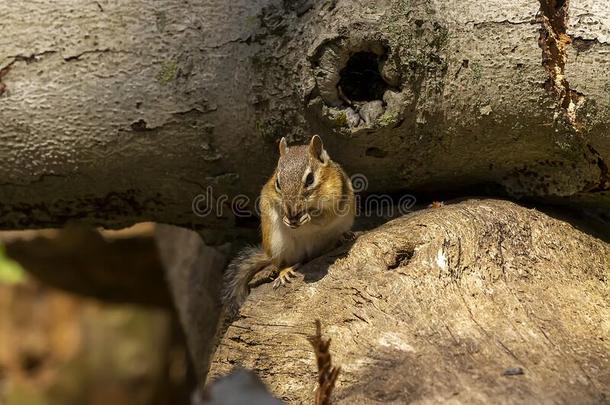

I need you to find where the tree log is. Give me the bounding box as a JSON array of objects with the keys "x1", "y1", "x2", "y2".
[
  {"x1": 1, "y1": 224, "x2": 172, "y2": 307},
  {"x1": 1, "y1": 1, "x2": 609, "y2": 232},
  {"x1": 2, "y1": 1, "x2": 610, "y2": 400},
  {"x1": 210, "y1": 199, "x2": 610, "y2": 404},
  {"x1": 155, "y1": 224, "x2": 228, "y2": 381}
]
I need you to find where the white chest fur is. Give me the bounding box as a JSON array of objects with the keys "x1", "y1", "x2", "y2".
[{"x1": 268, "y1": 209, "x2": 353, "y2": 267}]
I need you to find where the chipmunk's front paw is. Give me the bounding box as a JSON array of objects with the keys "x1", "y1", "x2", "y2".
[
  {"x1": 342, "y1": 231, "x2": 357, "y2": 242},
  {"x1": 337, "y1": 231, "x2": 360, "y2": 246},
  {"x1": 273, "y1": 265, "x2": 300, "y2": 289}
]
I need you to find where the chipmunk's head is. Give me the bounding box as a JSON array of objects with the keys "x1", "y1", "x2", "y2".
[{"x1": 272, "y1": 135, "x2": 343, "y2": 229}]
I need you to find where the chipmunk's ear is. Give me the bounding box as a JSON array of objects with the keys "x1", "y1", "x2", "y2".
[
  {"x1": 279, "y1": 137, "x2": 288, "y2": 156},
  {"x1": 309, "y1": 135, "x2": 329, "y2": 164}
]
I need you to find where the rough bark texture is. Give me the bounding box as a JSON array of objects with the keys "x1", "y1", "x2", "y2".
[
  {"x1": 1, "y1": 1, "x2": 609, "y2": 234},
  {"x1": 210, "y1": 199, "x2": 610, "y2": 404},
  {"x1": 2, "y1": 2, "x2": 610, "y2": 401}
]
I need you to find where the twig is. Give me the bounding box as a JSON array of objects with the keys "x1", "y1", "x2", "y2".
[{"x1": 308, "y1": 320, "x2": 340, "y2": 405}]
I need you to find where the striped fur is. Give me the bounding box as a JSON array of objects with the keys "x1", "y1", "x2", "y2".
[
  {"x1": 222, "y1": 135, "x2": 355, "y2": 317},
  {"x1": 221, "y1": 245, "x2": 272, "y2": 316}
]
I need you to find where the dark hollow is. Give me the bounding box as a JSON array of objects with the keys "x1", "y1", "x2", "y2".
[
  {"x1": 366, "y1": 147, "x2": 388, "y2": 158},
  {"x1": 338, "y1": 51, "x2": 388, "y2": 102}
]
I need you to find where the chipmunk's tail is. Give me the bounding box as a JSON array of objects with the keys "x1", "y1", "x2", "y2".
[{"x1": 222, "y1": 245, "x2": 272, "y2": 317}]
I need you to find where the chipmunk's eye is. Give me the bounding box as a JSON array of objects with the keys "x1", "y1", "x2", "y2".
[
  {"x1": 275, "y1": 177, "x2": 281, "y2": 192},
  {"x1": 304, "y1": 172, "x2": 314, "y2": 188}
]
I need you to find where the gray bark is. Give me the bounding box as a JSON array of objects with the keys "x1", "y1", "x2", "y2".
[
  {"x1": 0, "y1": 0, "x2": 609, "y2": 234},
  {"x1": 1, "y1": 2, "x2": 610, "y2": 400},
  {"x1": 155, "y1": 224, "x2": 228, "y2": 382},
  {"x1": 210, "y1": 199, "x2": 610, "y2": 404}
]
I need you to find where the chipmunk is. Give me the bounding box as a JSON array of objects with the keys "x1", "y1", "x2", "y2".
[{"x1": 222, "y1": 135, "x2": 355, "y2": 315}]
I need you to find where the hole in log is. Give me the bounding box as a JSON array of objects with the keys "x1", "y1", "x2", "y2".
[
  {"x1": 131, "y1": 119, "x2": 149, "y2": 132},
  {"x1": 366, "y1": 147, "x2": 388, "y2": 158},
  {"x1": 387, "y1": 249, "x2": 414, "y2": 270},
  {"x1": 338, "y1": 52, "x2": 389, "y2": 102}
]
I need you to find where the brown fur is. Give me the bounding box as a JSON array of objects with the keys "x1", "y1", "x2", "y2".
[
  {"x1": 222, "y1": 135, "x2": 355, "y2": 313},
  {"x1": 222, "y1": 245, "x2": 272, "y2": 317}
]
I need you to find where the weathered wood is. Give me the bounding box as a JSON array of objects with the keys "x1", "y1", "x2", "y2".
[
  {"x1": 210, "y1": 199, "x2": 610, "y2": 404},
  {"x1": 155, "y1": 224, "x2": 228, "y2": 382},
  {"x1": 0, "y1": 1, "x2": 609, "y2": 232}
]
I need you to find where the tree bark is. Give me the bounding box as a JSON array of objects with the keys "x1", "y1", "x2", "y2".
[
  {"x1": 1, "y1": 1, "x2": 609, "y2": 232},
  {"x1": 155, "y1": 224, "x2": 228, "y2": 382},
  {"x1": 2, "y1": 2, "x2": 610, "y2": 400},
  {"x1": 210, "y1": 199, "x2": 610, "y2": 404}
]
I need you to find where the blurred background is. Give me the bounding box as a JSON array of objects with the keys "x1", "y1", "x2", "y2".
[{"x1": 0, "y1": 225, "x2": 192, "y2": 405}]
